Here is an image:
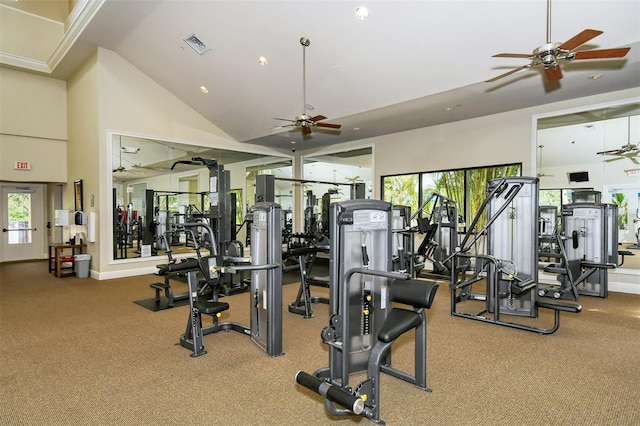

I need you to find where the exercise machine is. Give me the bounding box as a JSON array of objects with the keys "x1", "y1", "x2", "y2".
[
  {"x1": 390, "y1": 205, "x2": 415, "y2": 275},
  {"x1": 157, "y1": 201, "x2": 283, "y2": 357},
  {"x1": 539, "y1": 203, "x2": 618, "y2": 299},
  {"x1": 414, "y1": 193, "x2": 459, "y2": 279},
  {"x1": 450, "y1": 177, "x2": 581, "y2": 334},
  {"x1": 296, "y1": 199, "x2": 439, "y2": 425}
]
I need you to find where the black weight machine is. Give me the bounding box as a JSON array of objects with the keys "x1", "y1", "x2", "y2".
[
  {"x1": 539, "y1": 202, "x2": 632, "y2": 299},
  {"x1": 157, "y1": 201, "x2": 283, "y2": 358},
  {"x1": 450, "y1": 177, "x2": 581, "y2": 334},
  {"x1": 286, "y1": 233, "x2": 330, "y2": 319},
  {"x1": 412, "y1": 193, "x2": 459, "y2": 279},
  {"x1": 296, "y1": 199, "x2": 439, "y2": 425}
]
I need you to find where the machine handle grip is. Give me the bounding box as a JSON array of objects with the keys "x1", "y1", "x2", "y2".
[{"x1": 295, "y1": 371, "x2": 364, "y2": 415}]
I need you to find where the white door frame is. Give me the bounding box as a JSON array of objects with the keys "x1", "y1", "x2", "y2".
[{"x1": 1, "y1": 183, "x2": 46, "y2": 262}]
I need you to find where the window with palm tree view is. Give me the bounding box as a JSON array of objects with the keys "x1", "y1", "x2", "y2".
[{"x1": 382, "y1": 163, "x2": 521, "y2": 229}]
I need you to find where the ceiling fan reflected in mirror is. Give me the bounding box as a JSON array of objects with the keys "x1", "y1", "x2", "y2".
[
  {"x1": 113, "y1": 136, "x2": 126, "y2": 173},
  {"x1": 486, "y1": 0, "x2": 631, "y2": 83},
  {"x1": 273, "y1": 37, "x2": 342, "y2": 136},
  {"x1": 597, "y1": 117, "x2": 640, "y2": 165},
  {"x1": 537, "y1": 144, "x2": 554, "y2": 177}
]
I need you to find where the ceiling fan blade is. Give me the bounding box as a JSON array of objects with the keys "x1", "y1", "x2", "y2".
[
  {"x1": 492, "y1": 53, "x2": 532, "y2": 59},
  {"x1": 310, "y1": 115, "x2": 327, "y2": 122},
  {"x1": 596, "y1": 149, "x2": 623, "y2": 155},
  {"x1": 271, "y1": 125, "x2": 295, "y2": 131},
  {"x1": 605, "y1": 157, "x2": 624, "y2": 163},
  {"x1": 485, "y1": 65, "x2": 530, "y2": 82},
  {"x1": 316, "y1": 122, "x2": 342, "y2": 129},
  {"x1": 558, "y1": 29, "x2": 603, "y2": 51},
  {"x1": 544, "y1": 65, "x2": 563, "y2": 82},
  {"x1": 274, "y1": 117, "x2": 296, "y2": 123},
  {"x1": 573, "y1": 47, "x2": 631, "y2": 60},
  {"x1": 301, "y1": 126, "x2": 312, "y2": 135},
  {"x1": 630, "y1": 157, "x2": 640, "y2": 165}
]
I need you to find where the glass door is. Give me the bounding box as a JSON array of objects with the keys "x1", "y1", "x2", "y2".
[{"x1": 1, "y1": 185, "x2": 44, "y2": 262}]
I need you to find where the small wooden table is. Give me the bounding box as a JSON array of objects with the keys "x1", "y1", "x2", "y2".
[{"x1": 48, "y1": 243, "x2": 87, "y2": 277}]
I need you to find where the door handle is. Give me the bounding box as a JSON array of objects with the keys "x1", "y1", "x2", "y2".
[{"x1": 2, "y1": 228, "x2": 6, "y2": 232}]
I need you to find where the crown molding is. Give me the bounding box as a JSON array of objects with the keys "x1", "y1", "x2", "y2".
[{"x1": 48, "y1": 0, "x2": 106, "y2": 71}]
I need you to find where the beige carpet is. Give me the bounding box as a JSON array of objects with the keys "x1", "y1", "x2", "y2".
[{"x1": 1, "y1": 260, "x2": 639, "y2": 425}]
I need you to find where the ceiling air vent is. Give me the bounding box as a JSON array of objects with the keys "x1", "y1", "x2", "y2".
[{"x1": 183, "y1": 33, "x2": 211, "y2": 55}]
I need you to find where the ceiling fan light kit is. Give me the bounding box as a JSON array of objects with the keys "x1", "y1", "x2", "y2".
[{"x1": 486, "y1": 0, "x2": 630, "y2": 83}]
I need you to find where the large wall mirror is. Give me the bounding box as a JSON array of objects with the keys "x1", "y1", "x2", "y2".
[
  {"x1": 302, "y1": 146, "x2": 373, "y2": 236},
  {"x1": 535, "y1": 99, "x2": 639, "y2": 273},
  {"x1": 111, "y1": 133, "x2": 292, "y2": 262}
]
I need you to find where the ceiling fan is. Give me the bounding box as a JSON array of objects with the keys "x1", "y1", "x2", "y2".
[
  {"x1": 536, "y1": 144, "x2": 554, "y2": 177},
  {"x1": 113, "y1": 137, "x2": 126, "y2": 173},
  {"x1": 597, "y1": 117, "x2": 640, "y2": 164},
  {"x1": 273, "y1": 37, "x2": 342, "y2": 136},
  {"x1": 486, "y1": 0, "x2": 631, "y2": 83}
]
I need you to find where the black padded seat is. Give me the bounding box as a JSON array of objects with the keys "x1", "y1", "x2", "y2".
[
  {"x1": 376, "y1": 279, "x2": 439, "y2": 343},
  {"x1": 377, "y1": 309, "x2": 421, "y2": 343},
  {"x1": 390, "y1": 279, "x2": 439, "y2": 309},
  {"x1": 194, "y1": 300, "x2": 229, "y2": 316}
]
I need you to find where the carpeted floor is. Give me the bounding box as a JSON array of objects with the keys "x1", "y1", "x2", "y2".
[{"x1": 1, "y1": 260, "x2": 639, "y2": 425}]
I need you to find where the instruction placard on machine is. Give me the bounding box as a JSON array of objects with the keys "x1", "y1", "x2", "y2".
[{"x1": 353, "y1": 210, "x2": 387, "y2": 231}]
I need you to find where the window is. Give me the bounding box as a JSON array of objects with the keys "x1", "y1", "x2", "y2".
[
  {"x1": 382, "y1": 174, "x2": 419, "y2": 220},
  {"x1": 383, "y1": 163, "x2": 521, "y2": 230}
]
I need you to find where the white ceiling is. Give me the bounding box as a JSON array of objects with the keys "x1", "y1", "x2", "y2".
[{"x1": 5, "y1": 0, "x2": 640, "y2": 153}]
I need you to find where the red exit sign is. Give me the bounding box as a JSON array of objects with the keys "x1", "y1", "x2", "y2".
[{"x1": 14, "y1": 161, "x2": 31, "y2": 170}]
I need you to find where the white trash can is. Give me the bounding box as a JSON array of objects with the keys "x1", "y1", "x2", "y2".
[{"x1": 74, "y1": 254, "x2": 91, "y2": 278}]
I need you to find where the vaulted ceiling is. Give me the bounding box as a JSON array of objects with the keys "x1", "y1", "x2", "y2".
[{"x1": 2, "y1": 0, "x2": 639, "y2": 153}]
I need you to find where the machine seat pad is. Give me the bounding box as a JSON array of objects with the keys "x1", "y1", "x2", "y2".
[
  {"x1": 156, "y1": 258, "x2": 200, "y2": 275},
  {"x1": 287, "y1": 246, "x2": 320, "y2": 258},
  {"x1": 377, "y1": 309, "x2": 422, "y2": 343},
  {"x1": 390, "y1": 279, "x2": 439, "y2": 309},
  {"x1": 543, "y1": 265, "x2": 567, "y2": 274},
  {"x1": 194, "y1": 300, "x2": 229, "y2": 315},
  {"x1": 580, "y1": 261, "x2": 616, "y2": 269},
  {"x1": 535, "y1": 300, "x2": 582, "y2": 313}
]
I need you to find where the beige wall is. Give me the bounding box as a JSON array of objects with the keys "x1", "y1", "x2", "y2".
[
  {"x1": 82, "y1": 48, "x2": 284, "y2": 278},
  {"x1": 0, "y1": 67, "x2": 67, "y2": 183},
  {"x1": 0, "y1": 4, "x2": 65, "y2": 61},
  {"x1": 66, "y1": 50, "x2": 99, "y2": 267},
  {"x1": 363, "y1": 88, "x2": 640, "y2": 200}
]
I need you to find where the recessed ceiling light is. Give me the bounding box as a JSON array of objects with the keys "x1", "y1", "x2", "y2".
[
  {"x1": 290, "y1": 141, "x2": 296, "y2": 144},
  {"x1": 258, "y1": 56, "x2": 269, "y2": 66},
  {"x1": 588, "y1": 74, "x2": 603, "y2": 80},
  {"x1": 355, "y1": 7, "x2": 369, "y2": 20},
  {"x1": 353, "y1": 127, "x2": 360, "y2": 131},
  {"x1": 200, "y1": 86, "x2": 209, "y2": 94}
]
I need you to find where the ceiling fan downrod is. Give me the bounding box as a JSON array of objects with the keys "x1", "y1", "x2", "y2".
[{"x1": 300, "y1": 37, "x2": 310, "y2": 118}]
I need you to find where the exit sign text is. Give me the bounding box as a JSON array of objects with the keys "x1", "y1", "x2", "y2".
[{"x1": 14, "y1": 161, "x2": 30, "y2": 170}]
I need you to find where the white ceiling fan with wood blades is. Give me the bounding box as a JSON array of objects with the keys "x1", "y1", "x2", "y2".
[
  {"x1": 273, "y1": 37, "x2": 342, "y2": 137},
  {"x1": 486, "y1": 0, "x2": 631, "y2": 83}
]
